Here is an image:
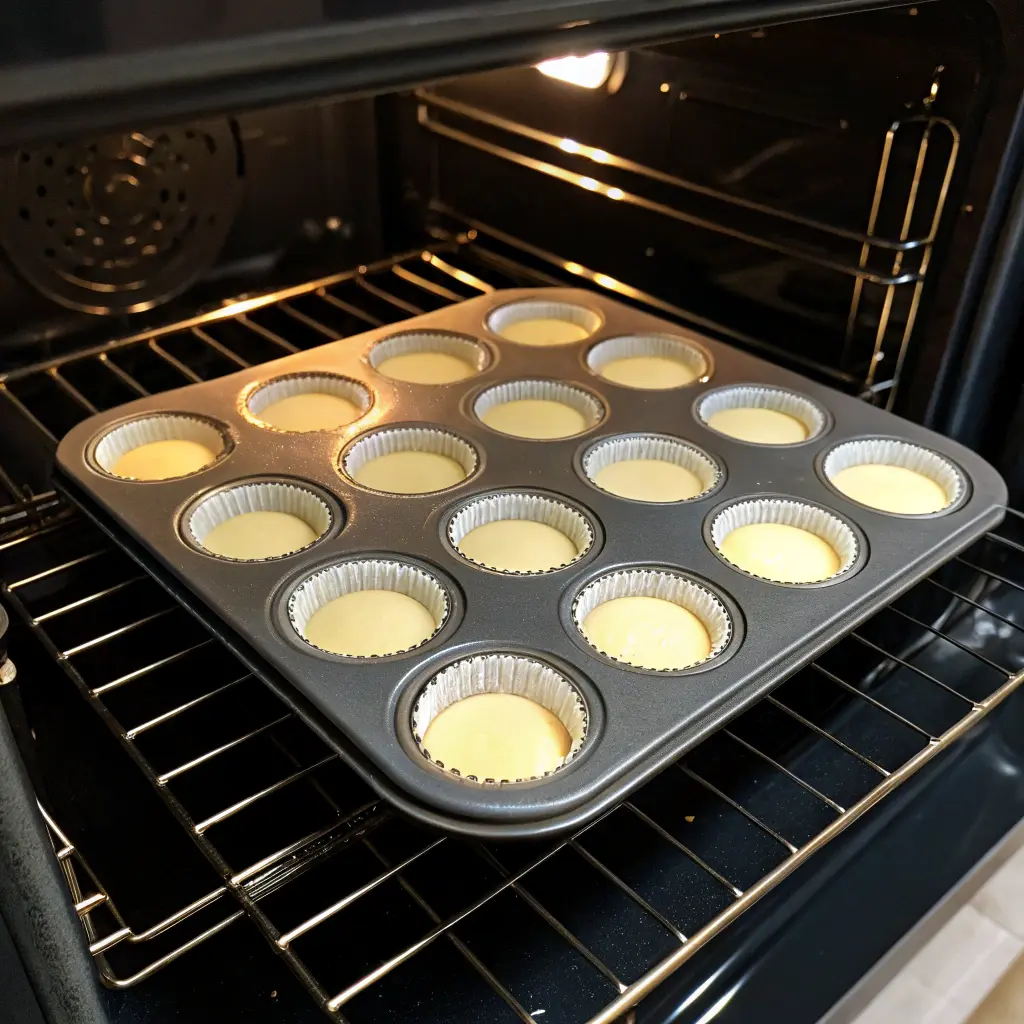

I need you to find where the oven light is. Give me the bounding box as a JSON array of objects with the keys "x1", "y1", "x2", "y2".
[{"x1": 537, "y1": 52, "x2": 612, "y2": 88}]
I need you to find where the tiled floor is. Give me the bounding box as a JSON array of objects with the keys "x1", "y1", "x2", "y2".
[{"x1": 851, "y1": 844, "x2": 1024, "y2": 1024}]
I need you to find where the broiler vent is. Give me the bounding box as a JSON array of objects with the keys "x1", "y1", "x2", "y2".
[{"x1": 0, "y1": 121, "x2": 243, "y2": 315}]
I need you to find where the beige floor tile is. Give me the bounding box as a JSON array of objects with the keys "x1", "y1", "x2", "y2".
[
  {"x1": 972, "y1": 845, "x2": 1024, "y2": 941},
  {"x1": 854, "y1": 974, "x2": 941, "y2": 1024},
  {"x1": 966, "y1": 953, "x2": 1024, "y2": 1024}
]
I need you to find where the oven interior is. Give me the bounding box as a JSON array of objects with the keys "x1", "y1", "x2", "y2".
[{"x1": 2, "y1": 4, "x2": 1024, "y2": 1023}]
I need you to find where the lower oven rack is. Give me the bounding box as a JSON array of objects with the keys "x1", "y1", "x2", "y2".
[{"x1": 0, "y1": 248, "x2": 1022, "y2": 1022}]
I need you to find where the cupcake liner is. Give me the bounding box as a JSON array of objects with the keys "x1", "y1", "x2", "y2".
[
  {"x1": 92, "y1": 414, "x2": 230, "y2": 478},
  {"x1": 341, "y1": 426, "x2": 479, "y2": 488},
  {"x1": 822, "y1": 438, "x2": 963, "y2": 513},
  {"x1": 447, "y1": 492, "x2": 595, "y2": 574},
  {"x1": 411, "y1": 653, "x2": 588, "y2": 782},
  {"x1": 245, "y1": 373, "x2": 372, "y2": 431},
  {"x1": 185, "y1": 480, "x2": 333, "y2": 561},
  {"x1": 710, "y1": 498, "x2": 858, "y2": 583},
  {"x1": 586, "y1": 334, "x2": 710, "y2": 386},
  {"x1": 486, "y1": 300, "x2": 601, "y2": 343},
  {"x1": 572, "y1": 569, "x2": 732, "y2": 669},
  {"x1": 368, "y1": 331, "x2": 489, "y2": 378},
  {"x1": 288, "y1": 558, "x2": 449, "y2": 657},
  {"x1": 696, "y1": 385, "x2": 827, "y2": 443},
  {"x1": 581, "y1": 434, "x2": 720, "y2": 501},
  {"x1": 474, "y1": 379, "x2": 604, "y2": 436}
]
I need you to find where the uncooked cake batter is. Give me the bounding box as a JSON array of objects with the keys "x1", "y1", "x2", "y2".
[
  {"x1": 304, "y1": 589, "x2": 436, "y2": 656},
  {"x1": 597, "y1": 355, "x2": 698, "y2": 389},
  {"x1": 582, "y1": 595, "x2": 711, "y2": 670},
  {"x1": 110, "y1": 439, "x2": 217, "y2": 480},
  {"x1": 352, "y1": 450, "x2": 467, "y2": 493},
  {"x1": 719, "y1": 522, "x2": 840, "y2": 583},
  {"x1": 497, "y1": 319, "x2": 589, "y2": 346},
  {"x1": 422, "y1": 692, "x2": 571, "y2": 780},
  {"x1": 202, "y1": 511, "x2": 317, "y2": 560},
  {"x1": 457, "y1": 519, "x2": 577, "y2": 572},
  {"x1": 830, "y1": 463, "x2": 948, "y2": 514},
  {"x1": 594, "y1": 458, "x2": 705, "y2": 502},
  {"x1": 257, "y1": 393, "x2": 361, "y2": 432},
  {"x1": 481, "y1": 399, "x2": 587, "y2": 439},
  {"x1": 376, "y1": 351, "x2": 476, "y2": 384},
  {"x1": 706, "y1": 407, "x2": 807, "y2": 444}
]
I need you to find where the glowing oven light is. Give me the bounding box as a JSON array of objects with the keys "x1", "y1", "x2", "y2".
[{"x1": 536, "y1": 51, "x2": 615, "y2": 89}]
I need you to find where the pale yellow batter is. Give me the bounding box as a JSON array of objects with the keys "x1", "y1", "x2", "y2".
[
  {"x1": 352, "y1": 451, "x2": 467, "y2": 493},
  {"x1": 831, "y1": 464, "x2": 948, "y2": 515},
  {"x1": 706, "y1": 407, "x2": 808, "y2": 444},
  {"x1": 582, "y1": 596, "x2": 711, "y2": 670},
  {"x1": 422, "y1": 692, "x2": 571, "y2": 780},
  {"x1": 719, "y1": 523, "x2": 840, "y2": 583},
  {"x1": 202, "y1": 511, "x2": 317, "y2": 560},
  {"x1": 498, "y1": 319, "x2": 589, "y2": 346},
  {"x1": 594, "y1": 459, "x2": 705, "y2": 502},
  {"x1": 482, "y1": 399, "x2": 587, "y2": 439},
  {"x1": 110, "y1": 439, "x2": 217, "y2": 480},
  {"x1": 257, "y1": 393, "x2": 360, "y2": 432},
  {"x1": 597, "y1": 356, "x2": 698, "y2": 389},
  {"x1": 458, "y1": 519, "x2": 577, "y2": 572},
  {"x1": 376, "y1": 351, "x2": 476, "y2": 384},
  {"x1": 304, "y1": 589, "x2": 436, "y2": 656}
]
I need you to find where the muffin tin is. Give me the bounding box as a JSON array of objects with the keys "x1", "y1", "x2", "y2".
[{"x1": 54, "y1": 288, "x2": 1007, "y2": 838}]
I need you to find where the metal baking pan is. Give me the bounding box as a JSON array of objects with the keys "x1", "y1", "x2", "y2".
[{"x1": 53, "y1": 288, "x2": 1007, "y2": 839}]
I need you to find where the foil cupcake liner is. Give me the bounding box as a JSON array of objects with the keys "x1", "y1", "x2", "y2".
[
  {"x1": 581, "y1": 434, "x2": 720, "y2": 501},
  {"x1": 572, "y1": 569, "x2": 732, "y2": 670},
  {"x1": 185, "y1": 480, "x2": 333, "y2": 561},
  {"x1": 244, "y1": 372, "x2": 372, "y2": 431},
  {"x1": 586, "y1": 334, "x2": 710, "y2": 387},
  {"x1": 447, "y1": 492, "x2": 595, "y2": 574},
  {"x1": 341, "y1": 426, "x2": 479, "y2": 490},
  {"x1": 696, "y1": 385, "x2": 827, "y2": 443},
  {"x1": 473, "y1": 379, "x2": 604, "y2": 437},
  {"x1": 822, "y1": 438, "x2": 964, "y2": 513},
  {"x1": 288, "y1": 558, "x2": 449, "y2": 657},
  {"x1": 368, "y1": 331, "x2": 490, "y2": 380},
  {"x1": 709, "y1": 498, "x2": 859, "y2": 583},
  {"x1": 486, "y1": 300, "x2": 601, "y2": 343},
  {"x1": 411, "y1": 653, "x2": 588, "y2": 783},
  {"x1": 92, "y1": 414, "x2": 230, "y2": 479}
]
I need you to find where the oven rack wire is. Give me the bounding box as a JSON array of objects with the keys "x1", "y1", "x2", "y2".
[
  {"x1": 0, "y1": 485, "x2": 1022, "y2": 1021},
  {"x1": 0, "y1": 248, "x2": 1021, "y2": 1021}
]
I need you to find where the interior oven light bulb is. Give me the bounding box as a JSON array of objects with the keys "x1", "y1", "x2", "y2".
[{"x1": 536, "y1": 51, "x2": 615, "y2": 89}]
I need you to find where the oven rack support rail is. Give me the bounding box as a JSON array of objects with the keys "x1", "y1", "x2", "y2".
[{"x1": 1, "y1": 493, "x2": 1023, "y2": 1022}]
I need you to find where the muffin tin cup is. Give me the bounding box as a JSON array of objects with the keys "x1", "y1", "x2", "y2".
[
  {"x1": 183, "y1": 479, "x2": 335, "y2": 561},
  {"x1": 90, "y1": 413, "x2": 231, "y2": 480},
  {"x1": 572, "y1": 568, "x2": 733, "y2": 672},
  {"x1": 696, "y1": 385, "x2": 828, "y2": 444},
  {"x1": 473, "y1": 379, "x2": 605, "y2": 438},
  {"x1": 446, "y1": 491, "x2": 596, "y2": 574},
  {"x1": 287, "y1": 557, "x2": 450, "y2": 658},
  {"x1": 340, "y1": 425, "x2": 479, "y2": 492},
  {"x1": 368, "y1": 331, "x2": 490, "y2": 380},
  {"x1": 487, "y1": 299, "x2": 601, "y2": 343},
  {"x1": 580, "y1": 433, "x2": 722, "y2": 503},
  {"x1": 243, "y1": 372, "x2": 372, "y2": 431},
  {"x1": 586, "y1": 334, "x2": 711, "y2": 388},
  {"x1": 55, "y1": 284, "x2": 1007, "y2": 838},
  {"x1": 708, "y1": 497, "x2": 861, "y2": 586},
  {"x1": 820, "y1": 438, "x2": 966, "y2": 516},
  {"x1": 411, "y1": 653, "x2": 588, "y2": 784}
]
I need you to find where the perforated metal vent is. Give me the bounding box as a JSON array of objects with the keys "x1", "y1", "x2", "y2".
[{"x1": 0, "y1": 121, "x2": 243, "y2": 315}]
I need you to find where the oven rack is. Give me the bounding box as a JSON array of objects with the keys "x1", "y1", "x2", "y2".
[
  {"x1": 416, "y1": 61, "x2": 957, "y2": 409},
  {"x1": 1, "y1": 494, "x2": 1023, "y2": 1021},
  {"x1": 0, "y1": 228, "x2": 915, "y2": 459}
]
